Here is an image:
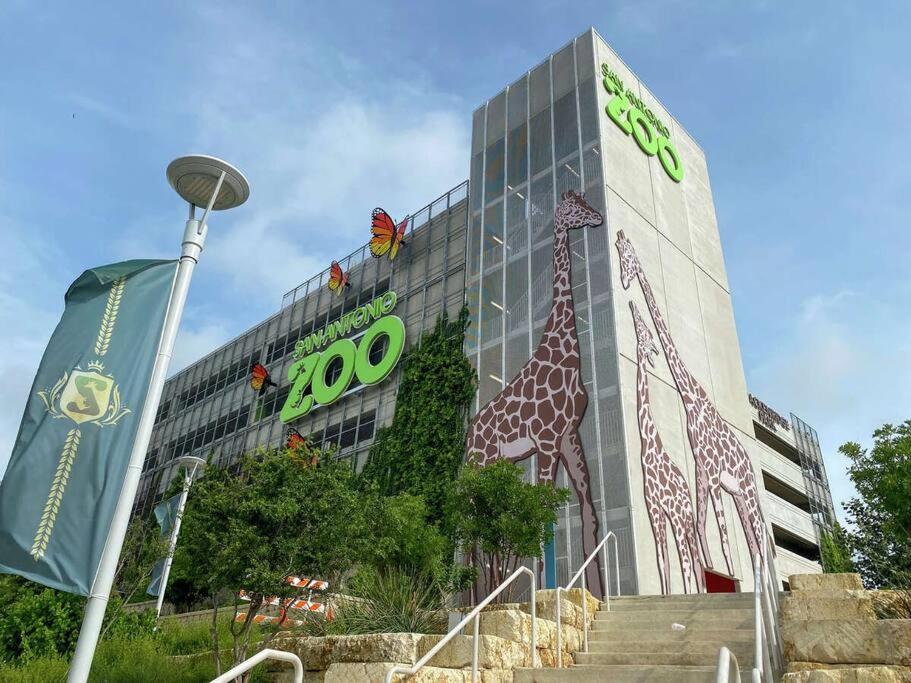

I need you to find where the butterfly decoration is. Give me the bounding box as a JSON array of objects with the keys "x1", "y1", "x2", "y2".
[
  {"x1": 327, "y1": 260, "x2": 351, "y2": 295},
  {"x1": 286, "y1": 427, "x2": 307, "y2": 450},
  {"x1": 249, "y1": 362, "x2": 277, "y2": 394},
  {"x1": 369, "y1": 208, "x2": 409, "y2": 261}
]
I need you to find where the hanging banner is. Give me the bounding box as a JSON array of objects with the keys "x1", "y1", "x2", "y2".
[{"x1": 0, "y1": 259, "x2": 177, "y2": 595}]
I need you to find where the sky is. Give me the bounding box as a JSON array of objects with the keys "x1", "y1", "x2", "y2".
[{"x1": 0, "y1": 1, "x2": 908, "y2": 522}]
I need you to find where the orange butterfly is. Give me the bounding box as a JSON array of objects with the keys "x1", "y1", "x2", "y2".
[
  {"x1": 327, "y1": 260, "x2": 350, "y2": 295},
  {"x1": 286, "y1": 427, "x2": 307, "y2": 449},
  {"x1": 250, "y1": 362, "x2": 276, "y2": 394},
  {"x1": 369, "y1": 208, "x2": 408, "y2": 261}
]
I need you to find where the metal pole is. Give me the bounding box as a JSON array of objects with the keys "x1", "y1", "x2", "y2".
[
  {"x1": 154, "y1": 462, "x2": 198, "y2": 618},
  {"x1": 68, "y1": 172, "x2": 224, "y2": 682}
]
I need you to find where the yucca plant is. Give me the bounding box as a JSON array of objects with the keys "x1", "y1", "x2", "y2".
[{"x1": 338, "y1": 567, "x2": 448, "y2": 635}]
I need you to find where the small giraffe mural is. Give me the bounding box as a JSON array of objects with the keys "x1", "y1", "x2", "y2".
[
  {"x1": 630, "y1": 300, "x2": 705, "y2": 594},
  {"x1": 466, "y1": 190, "x2": 605, "y2": 598},
  {"x1": 615, "y1": 230, "x2": 766, "y2": 575}
]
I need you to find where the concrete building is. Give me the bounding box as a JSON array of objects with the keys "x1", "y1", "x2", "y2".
[{"x1": 135, "y1": 28, "x2": 834, "y2": 596}]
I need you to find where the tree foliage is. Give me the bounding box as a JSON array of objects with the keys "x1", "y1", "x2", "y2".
[
  {"x1": 448, "y1": 460, "x2": 569, "y2": 599},
  {"x1": 173, "y1": 443, "x2": 373, "y2": 673},
  {"x1": 840, "y1": 420, "x2": 911, "y2": 589},
  {"x1": 361, "y1": 308, "x2": 476, "y2": 526},
  {"x1": 0, "y1": 575, "x2": 154, "y2": 665},
  {"x1": 819, "y1": 521, "x2": 855, "y2": 574}
]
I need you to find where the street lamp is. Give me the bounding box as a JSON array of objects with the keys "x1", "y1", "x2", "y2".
[
  {"x1": 68, "y1": 156, "x2": 248, "y2": 683},
  {"x1": 154, "y1": 455, "x2": 206, "y2": 618}
]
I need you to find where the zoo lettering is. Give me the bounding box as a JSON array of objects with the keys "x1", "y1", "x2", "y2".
[
  {"x1": 601, "y1": 63, "x2": 684, "y2": 183},
  {"x1": 279, "y1": 291, "x2": 406, "y2": 423}
]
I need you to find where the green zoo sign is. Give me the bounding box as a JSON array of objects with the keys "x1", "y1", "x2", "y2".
[
  {"x1": 279, "y1": 292, "x2": 406, "y2": 423},
  {"x1": 601, "y1": 63, "x2": 684, "y2": 183}
]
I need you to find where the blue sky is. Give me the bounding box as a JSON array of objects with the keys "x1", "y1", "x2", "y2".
[{"x1": 1, "y1": 1, "x2": 909, "y2": 520}]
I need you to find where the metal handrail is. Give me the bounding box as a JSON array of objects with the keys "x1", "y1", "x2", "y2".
[
  {"x1": 555, "y1": 531, "x2": 620, "y2": 667},
  {"x1": 384, "y1": 566, "x2": 537, "y2": 683},
  {"x1": 717, "y1": 532, "x2": 782, "y2": 683},
  {"x1": 209, "y1": 648, "x2": 303, "y2": 683},
  {"x1": 715, "y1": 646, "x2": 748, "y2": 683}
]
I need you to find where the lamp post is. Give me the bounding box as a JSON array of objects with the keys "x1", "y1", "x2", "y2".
[
  {"x1": 68, "y1": 156, "x2": 249, "y2": 683},
  {"x1": 154, "y1": 455, "x2": 206, "y2": 618}
]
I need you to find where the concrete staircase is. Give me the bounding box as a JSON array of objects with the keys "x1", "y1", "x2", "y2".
[{"x1": 515, "y1": 592, "x2": 756, "y2": 682}]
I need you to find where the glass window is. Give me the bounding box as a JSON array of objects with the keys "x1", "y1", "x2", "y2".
[
  {"x1": 556, "y1": 154, "x2": 582, "y2": 197},
  {"x1": 478, "y1": 343, "x2": 503, "y2": 407},
  {"x1": 552, "y1": 43, "x2": 575, "y2": 99},
  {"x1": 507, "y1": 124, "x2": 527, "y2": 188},
  {"x1": 575, "y1": 32, "x2": 595, "y2": 81},
  {"x1": 469, "y1": 152, "x2": 484, "y2": 209},
  {"x1": 579, "y1": 78, "x2": 599, "y2": 145},
  {"x1": 505, "y1": 191, "x2": 528, "y2": 256},
  {"x1": 483, "y1": 202, "x2": 504, "y2": 270},
  {"x1": 529, "y1": 109, "x2": 552, "y2": 176},
  {"x1": 529, "y1": 61, "x2": 551, "y2": 115},
  {"x1": 530, "y1": 173, "x2": 554, "y2": 244},
  {"x1": 486, "y1": 92, "x2": 506, "y2": 144},
  {"x1": 484, "y1": 138, "x2": 505, "y2": 201},
  {"x1": 505, "y1": 257, "x2": 529, "y2": 337},
  {"x1": 472, "y1": 106, "x2": 485, "y2": 154},
  {"x1": 553, "y1": 90, "x2": 578, "y2": 163}
]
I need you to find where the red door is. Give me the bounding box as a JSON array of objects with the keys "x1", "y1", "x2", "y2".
[{"x1": 704, "y1": 570, "x2": 737, "y2": 593}]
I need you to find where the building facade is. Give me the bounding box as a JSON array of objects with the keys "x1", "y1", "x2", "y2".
[
  {"x1": 135, "y1": 182, "x2": 469, "y2": 515},
  {"x1": 136, "y1": 29, "x2": 834, "y2": 596}
]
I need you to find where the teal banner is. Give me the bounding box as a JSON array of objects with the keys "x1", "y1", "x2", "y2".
[
  {"x1": 154, "y1": 494, "x2": 181, "y2": 537},
  {"x1": 0, "y1": 259, "x2": 177, "y2": 595},
  {"x1": 146, "y1": 558, "x2": 166, "y2": 597}
]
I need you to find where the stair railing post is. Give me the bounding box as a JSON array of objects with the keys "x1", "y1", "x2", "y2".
[
  {"x1": 471, "y1": 613, "x2": 480, "y2": 683},
  {"x1": 753, "y1": 557, "x2": 762, "y2": 680},
  {"x1": 555, "y1": 586, "x2": 563, "y2": 668},
  {"x1": 581, "y1": 570, "x2": 589, "y2": 653}
]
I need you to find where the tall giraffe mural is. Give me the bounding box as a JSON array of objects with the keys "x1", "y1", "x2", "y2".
[
  {"x1": 615, "y1": 230, "x2": 766, "y2": 575},
  {"x1": 630, "y1": 300, "x2": 705, "y2": 594},
  {"x1": 466, "y1": 190, "x2": 605, "y2": 598}
]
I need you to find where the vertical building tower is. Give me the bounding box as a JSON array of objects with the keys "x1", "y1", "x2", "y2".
[{"x1": 466, "y1": 28, "x2": 777, "y2": 595}]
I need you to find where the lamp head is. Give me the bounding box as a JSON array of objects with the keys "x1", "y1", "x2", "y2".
[{"x1": 166, "y1": 155, "x2": 249, "y2": 210}]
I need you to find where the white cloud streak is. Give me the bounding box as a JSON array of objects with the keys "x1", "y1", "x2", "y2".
[{"x1": 747, "y1": 289, "x2": 911, "y2": 521}]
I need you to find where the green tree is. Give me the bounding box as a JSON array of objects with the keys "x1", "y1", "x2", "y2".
[
  {"x1": 448, "y1": 460, "x2": 569, "y2": 599},
  {"x1": 173, "y1": 443, "x2": 372, "y2": 674},
  {"x1": 819, "y1": 521, "x2": 855, "y2": 574},
  {"x1": 840, "y1": 420, "x2": 911, "y2": 589},
  {"x1": 361, "y1": 308, "x2": 476, "y2": 526}
]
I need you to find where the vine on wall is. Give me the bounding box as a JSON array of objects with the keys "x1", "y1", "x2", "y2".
[{"x1": 361, "y1": 307, "x2": 476, "y2": 526}]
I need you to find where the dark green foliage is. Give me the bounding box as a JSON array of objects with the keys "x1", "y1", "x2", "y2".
[
  {"x1": 361, "y1": 308, "x2": 476, "y2": 525},
  {"x1": 840, "y1": 420, "x2": 911, "y2": 589},
  {"x1": 0, "y1": 575, "x2": 155, "y2": 665},
  {"x1": 819, "y1": 521, "x2": 855, "y2": 574},
  {"x1": 448, "y1": 460, "x2": 570, "y2": 597},
  {"x1": 367, "y1": 493, "x2": 449, "y2": 582},
  {"x1": 0, "y1": 579, "x2": 82, "y2": 664},
  {"x1": 173, "y1": 442, "x2": 373, "y2": 672}
]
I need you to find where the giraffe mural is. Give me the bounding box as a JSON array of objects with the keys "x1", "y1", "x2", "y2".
[
  {"x1": 630, "y1": 300, "x2": 705, "y2": 594},
  {"x1": 615, "y1": 230, "x2": 766, "y2": 576},
  {"x1": 466, "y1": 190, "x2": 605, "y2": 598}
]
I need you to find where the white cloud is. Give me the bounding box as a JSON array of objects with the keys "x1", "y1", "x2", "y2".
[
  {"x1": 747, "y1": 288, "x2": 911, "y2": 521},
  {"x1": 0, "y1": 219, "x2": 67, "y2": 479},
  {"x1": 169, "y1": 319, "x2": 233, "y2": 376}
]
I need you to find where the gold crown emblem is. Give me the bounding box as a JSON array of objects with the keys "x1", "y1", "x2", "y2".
[{"x1": 87, "y1": 360, "x2": 105, "y2": 372}]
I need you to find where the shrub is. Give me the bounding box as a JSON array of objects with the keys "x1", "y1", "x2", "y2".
[{"x1": 341, "y1": 566, "x2": 448, "y2": 635}]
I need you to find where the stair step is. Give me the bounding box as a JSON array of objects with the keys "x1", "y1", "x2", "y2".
[
  {"x1": 574, "y1": 650, "x2": 753, "y2": 667},
  {"x1": 596, "y1": 607, "x2": 751, "y2": 620},
  {"x1": 589, "y1": 626, "x2": 753, "y2": 643},
  {"x1": 514, "y1": 664, "x2": 718, "y2": 682},
  {"x1": 586, "y1": 640, "x2": 753, "y2": 656},
  {"x1": 605, "y1": 595, "x2": 753, "y2": 611}
]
